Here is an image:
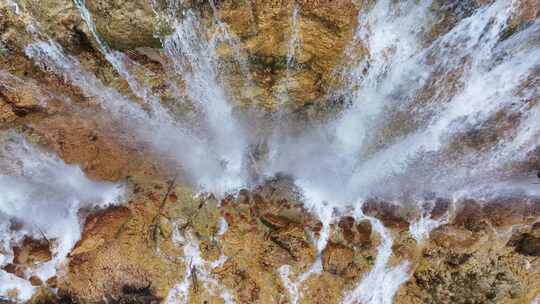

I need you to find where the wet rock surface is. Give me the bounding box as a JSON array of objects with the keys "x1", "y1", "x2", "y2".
[
  {"x1": 0, "y1": 0, "x2": 540, "y2": 303},
  {"x1": 6, "y1": 183, "x2": 533, "y2": 304}
]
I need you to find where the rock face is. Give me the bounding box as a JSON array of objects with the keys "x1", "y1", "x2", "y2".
[
  {"x1": 28, "y1": 186, "x2": 534, "y2": 304},
  {"x1": 1, "y1": 0, "x2": 540, "y2": 303},
  {"x1": 213, "y1": 0, "x2": 361, "y2": 108},
  {"x1": 58, "y1": 185, "x2": 185, "y2": 303},
  {"x1": 2, "y1": 0, "x2": 362, "y2": 113},
  {"x1": 84, "y1": 0, "x2": 161, "y2": 50},
  {"x1": 2, "y1": 238, "x2": 52, "y2": 285}
]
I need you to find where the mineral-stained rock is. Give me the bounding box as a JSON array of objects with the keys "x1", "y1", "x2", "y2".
[
  {"x1": 46, "y1": 276, "x2": 57, "y2": 289},
  {"x1": 395, "y1": 201, "x2": 540, "y2": 304},
  {"x1": 57, "y1": 181, "x2": 189, "y2": 303},
  {"x1": 2, "y1": 1, "x2": 540, "y2": 303},
  {"x1": 28, "y1": 113, "x2": 164, "y2": 182},
  {"x1": 0, "y1": 74, "x2": 52, "y2": 124},
  {"x1": 84, "y1": 0, "x2": 162, "y2": 50},
  {"x1": 28, "y1": 276, "x2": 42, "y2": 287},
  {"x1": 322, "y1": 242, "x2": 354, "y2": 276},
  {"x1": 3, "y1": 176, "x2": 533, "y2": 304},
  {"x1": 26, "y1": 288, "x2": 58, "y2": 304},
  {"x1": 191, "y1": 196, "x2": 222, "y2": 239},
  {"x1": 12, "y1": 238, "x2": 52, "y2": 266},
  {"x1": 2, "y1": 263, "x2": 25, "y2": 278},
  {"x1": 2, "y1": 0, "x2": 364, "y2": 113},
  {"x1": 508, "y1": 224, "x2": 540, "y2": 257},
  {"x1": 19, "y1": 0, "x2": 89, "y2": 52},
  {"x1": 189, "y1": 0, "x2": 363, "y2": 109},
  {"x1": 269, "y1": 222, "x2": 316, "y2": 264},
  {"x1": 2, "y1": 237, "x2": 52, "y2": 283},
  {"x1": 70, "y1": 206, "x2": 131, "y2": 256},
  {"x1": 333, "y1": 216, "x2": 373, "y2": 248},
  {"x1": 362, "y1": 199, "x2": 411, "y2": 229}
]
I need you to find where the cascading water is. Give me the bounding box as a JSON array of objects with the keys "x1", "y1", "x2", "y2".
[
  {"x1": 263, "y1": 0, "x2": 540, "y2": 301},
  {"x1": 0, "y1": 132, "x2": 125, "y2": 301},
  {"x1": 265, "y1": 0, "x2": 539, "y2": 206},
  {"x1": 286, "y1": 5, "x2": 301, "y2": 73},
  {"x1": 1, "y1": 0, "x2": 539, "y2": 302},
  {"x1": 155, "y1": 0, "x2": 250, "y2": 186},
  {"x1": 342, "y1": 213, "x2": 410, "y2": 304},
  {"x1": 167, "y1": 226, "x2": 233, "y2": 304},
  {"x1": 24, "y1": 37, "x2": 246, "y2": 192},
  {"x1": 73, "y1": 0, "x2": 168, "y2": 118}
]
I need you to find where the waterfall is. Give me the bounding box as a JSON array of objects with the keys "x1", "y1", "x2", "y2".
[
  {"x1": 156, "y1": 0, "x2": 250, "y2": 186},
  {"x1": 342, "y1": 216, "x2": 410, "y2": 304},
  {"x1": 0, "y1": 132, "x2": 125, "y2": 302},
  {"x1": 286, "y1": 5, "x2": 301, "y2": 72},
  {"x1": 73, "y1": 0, "x2": 168, "y2": 118},
  {"x1": 264, "y1": 0, "x2": 540, "y2": 204},
  {"x1": 25, "y1": 40, "x2": 246, "y2": 193},
  {"x1": 2, "y1": 0, "x2": 540, "y2": 302},
  {"x1": 345, "y1": 1, "x2": 540, "y2": 200}
]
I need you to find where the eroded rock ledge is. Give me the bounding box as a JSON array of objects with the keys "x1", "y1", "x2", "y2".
[
  {"x1": 5, "y1": 178, "x2": 537, "y2": 304},
  {"x1": 1, "y1": 0, "x2": 540, "y2": 303}
]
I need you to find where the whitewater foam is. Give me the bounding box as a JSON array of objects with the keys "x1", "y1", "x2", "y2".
[
  {"x1": 342, "y1": 213, "x2": 410, "y2": 304},
  {"x1": 0, "y1": 132, "x2": 125, "y2": 301},
  {"x1": 167, "y1": 226, "x2": 233, "y2": 304}
]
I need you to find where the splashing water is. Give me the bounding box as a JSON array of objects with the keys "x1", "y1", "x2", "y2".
[
  {"x1": 0, "y1": 132, "x2": 125, "y2": 301},
  {"x1": 265, "y1": 0, "x2": 540, "y2": 204},
  {"x1": 156, "y1": 0, "x2": 250, "y2": 184},
  {"x1": 9, "y1": 0, "x2": 247, "y2": 193},
  {"x1": 409, "y1": 211, "x2": 448, "y2": 244},
  {"x1": 24, "y1": 40, "x2": 245, "y2": 193},
  {"x1": 167, "y1": 227, "x2": 233, "y2": 304},
  {"x1": 19, "y1": 0, "x2": 538, "y2": 205},
  {"x1": 342, "y1": 213, "x2": 410, "y2": 304},
  {"x1": 4, "y1": 0, "x2": 540, "y2": 302},
  {"x1": 73, "y1": 0, "x2": 168, "y2": 118}
]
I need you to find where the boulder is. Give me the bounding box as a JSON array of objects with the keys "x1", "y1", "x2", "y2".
[
  {"x1": 84, "y1": 0, "x2": 161, "y2": 50},
  {"x1": 322, "y1": 242, "x2": 354, "y2": 276},
  {"x1": 270, "y1": 222, "x2": 316, "y2": 264}
]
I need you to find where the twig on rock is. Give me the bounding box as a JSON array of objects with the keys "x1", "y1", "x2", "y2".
[{"x1": 149, "y1": 175, "x2": 177, "y2": 252}]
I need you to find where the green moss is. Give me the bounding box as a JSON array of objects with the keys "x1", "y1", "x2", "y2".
[{"x1": 0, "y1": 42, "x2": 7, "y2": 57}]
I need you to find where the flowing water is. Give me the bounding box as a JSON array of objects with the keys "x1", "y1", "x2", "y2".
[
  {"x1": 1, "y1": 0, "x2": 540, "y2": 302},
  {"x1": 342, "y1": 214, "x2": 410, "y2": 304},
  {"x1": 156, "y1": 0, "x2": 251, "y2": 185},
  {"x1": 0, "y1": 132, "x2": 125, "y2": 301},
  {"x1": 167, "y1": 227, "x2": 233, "y2": 304},
  {"x1": 266, "y1": 0, "x2": 540, "y2": 206},
  {"x1": 73, "y1": 0, "x2": 168, "y2": 118}
]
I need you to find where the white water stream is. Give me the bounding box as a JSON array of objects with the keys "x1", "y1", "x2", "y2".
[
  {"x1": 73, "y1": 0, "x2": 168, "y2": 118},
  {"x1": 342, "y1": 213, "x2": 410, "y2": 304},
  {"x1": 1, "y1": 0, "x2": 539, "y2": 302},
  {"x1": 167, "y1": 225, "x2": 233, "y2": 304},
  {"x1": 0, "y1": 133, "x2": 125, "y2": 302}
]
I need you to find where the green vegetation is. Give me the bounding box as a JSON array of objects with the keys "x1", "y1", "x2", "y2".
[{"x1": 0, "y1": 42, "x2": 8, "y2": 56}]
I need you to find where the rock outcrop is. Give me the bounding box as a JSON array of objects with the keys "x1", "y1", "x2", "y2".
[{"x1": 1, "y1": 0, "x2": 540, "y2": 303}]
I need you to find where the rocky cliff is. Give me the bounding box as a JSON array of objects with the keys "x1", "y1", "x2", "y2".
[{"x1": 1, "y1": 0, "x2": 540, "y2": 303}]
